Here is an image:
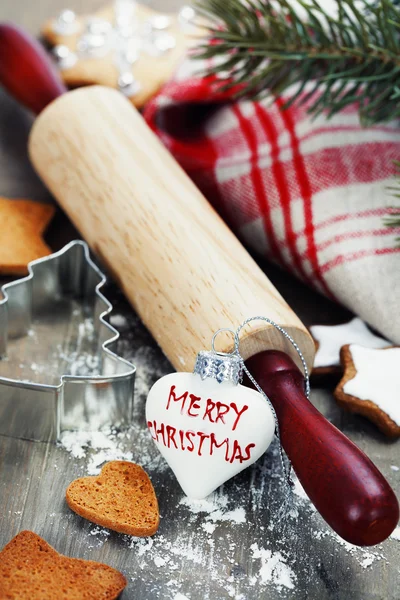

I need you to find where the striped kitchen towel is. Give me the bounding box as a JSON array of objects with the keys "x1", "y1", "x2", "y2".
[{"x1": 144, "y1": 59, "x2": 400, "y2": 344}]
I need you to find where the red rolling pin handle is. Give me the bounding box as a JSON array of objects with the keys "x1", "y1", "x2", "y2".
[
  {"x1": 0, "y1": 23, "x2": 66, "y2": 114},
  {"x1": 1, "y1": 23, "x2": 398, "y2": 547},
  {"x1": 246, "y1": 351, "x2": 399, "y2": 546}
]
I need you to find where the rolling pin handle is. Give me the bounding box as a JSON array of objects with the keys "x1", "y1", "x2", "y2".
[
  {"x1": 0, "y1": 23, "x2": 66, "y2": 114},
  {"x1": 246, "y1": 350, "x2": 399, "y2": 546}
]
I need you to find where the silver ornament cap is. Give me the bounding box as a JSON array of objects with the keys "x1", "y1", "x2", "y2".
[{"x1": 193, "y1": 350, "x2": 242, "y2": 385}]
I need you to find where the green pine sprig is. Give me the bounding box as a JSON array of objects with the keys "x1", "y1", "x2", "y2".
[
  {"x1": 386, "y1": 162, "x2": 400, "y2": 244},
  {"x1": 385, "y1": 211, "x2": 400, "y2": 242},
  {"x1": 194, "y1": 0, "x2": 400, "y2": 125}
]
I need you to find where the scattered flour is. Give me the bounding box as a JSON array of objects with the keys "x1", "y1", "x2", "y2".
[
  {"x1": 59, "y1": 415, "x2": 168, "y2": 477},
  {"x1": 390, "y1": 526, "x2": 400, "y2": 541},
  {"x1": 87, "y1": 526, "x2": 111, "y2": 548},
  {"x1": 179, "y1": 494, "x2": 228, "y2": 514},
  {"x1": 87, "y1": 448, "x2": 133, "y2": 476},
  {"x1": 250, "y1": 543, "x2": 296, "y2": 590},
  {"x1": 292, "y1": 475, "x2": 309, "y2": 502},
  {"x1": 180, "y1": 495, "x2": 246, "y2": 525},
  {"x1": 60, "y1": 419, "x2": 393, "y2": 594},
  {"x1": 311, "y1": 526, "x2": 386, "y2": 568},
  {"x1": 202, "y1": 522, "x2": 217, "y2": 535},
  {"x1": 60, "y1": 430, "x2": 116, "y2": 459},
  {"x1": 109, "y1": 314, "x2": 129, "y2": 329},
  {"x1": 360, "y1": 554, "x2": 376, "y2": 568},
  {"x1": 59, "y1": 429, "x2": 134, "y2": 474},
  {"x1": 55, "y1": 312, "x2": 397, "y2": 598},
  {"x1": 154, "y1": 556, "x2": 167, "y2": 568},
  {"x1": 132, "y1": 537, "x2": 154, "y2": 557},
  {"x1": 89, "y1": 527, "x2": 110, "y2": 537}
]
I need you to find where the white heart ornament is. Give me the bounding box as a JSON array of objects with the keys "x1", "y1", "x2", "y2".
[{"x1": 146, "y1": 371, "x2": 275, "y2": 499}]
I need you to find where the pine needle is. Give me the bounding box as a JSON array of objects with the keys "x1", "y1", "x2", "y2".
[
  {"x1": 194, "y1": 0, "x2": 400, "y2": 125},
  {"x1": 386, "y1": 163, "x2": 400, "y2": 245}
]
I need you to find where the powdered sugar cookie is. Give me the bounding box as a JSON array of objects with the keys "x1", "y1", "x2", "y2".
[
  {"x1": 311, "y1": 317, "x2": 389, "y2": 376},
  {"x1": 334, "y1": 345, "x2": 400, "y2": 437},
  {"x1": 42, "y1": 3, "x2": 201, "y2": 108}
]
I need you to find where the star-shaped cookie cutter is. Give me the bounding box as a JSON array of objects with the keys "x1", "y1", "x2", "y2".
[{"x1": 0, "y1": 240, "x2": 135, "y2": 442}]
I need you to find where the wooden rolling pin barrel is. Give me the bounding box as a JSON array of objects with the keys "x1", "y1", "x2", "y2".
[{"x1": 0, "y1": 23, "x2": 398, "y2": 546}]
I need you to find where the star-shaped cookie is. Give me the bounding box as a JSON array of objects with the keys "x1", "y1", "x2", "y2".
[
  {"x1": 311, "y1": 317, "x2": 389, "y2": 370},
  {"x1": 0, "y1": 197, "x2": 55, "y2": 275},
  {"x1": 0, "y1": 530, "x2": 126, "y2": 599},
  {"x1": 335, "y1": 345, "x2": 400, "y2": 437}
]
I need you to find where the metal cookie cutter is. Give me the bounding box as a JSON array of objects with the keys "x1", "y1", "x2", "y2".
[{"x1": 0, "y1": 240, "x2": 135, "y2": 442}]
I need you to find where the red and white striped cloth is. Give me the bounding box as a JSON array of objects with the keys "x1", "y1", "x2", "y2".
[{"x1": 144, "y1": 59, "x2": 400, "y2": 344}]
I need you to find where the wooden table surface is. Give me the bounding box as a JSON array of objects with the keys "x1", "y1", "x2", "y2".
[{"x1": 0, "y1": 1, "x2": 399, "y2": 599}]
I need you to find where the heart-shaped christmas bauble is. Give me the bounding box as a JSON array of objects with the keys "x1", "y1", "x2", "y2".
[{"x1": 146, "y1": 372, "x2": 275, "y2": 498}]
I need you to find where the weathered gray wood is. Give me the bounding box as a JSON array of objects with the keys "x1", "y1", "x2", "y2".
[{"x1": 0, "y1": 2, "x2": 399, "y2": 599}]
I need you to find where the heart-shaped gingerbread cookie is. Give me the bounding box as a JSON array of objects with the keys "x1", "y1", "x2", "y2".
[{"x1": 66, "y1": 461, "x2": 159, "y2": 536}]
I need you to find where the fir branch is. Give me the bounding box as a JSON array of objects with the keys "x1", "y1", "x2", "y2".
[
  {"x1": 194, "y1": 0, "x2": 400, "y2": 124},
  {"x1": 385, "y1": 210, "x2": 400, "y2": 244},
  {"x1": 386, "y1": 162, "x2": 400, "y2": 244}
]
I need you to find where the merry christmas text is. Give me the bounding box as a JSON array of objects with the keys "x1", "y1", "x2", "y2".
[{"x1": 147, "y1": 385, "x2": 255, "y2": 463}]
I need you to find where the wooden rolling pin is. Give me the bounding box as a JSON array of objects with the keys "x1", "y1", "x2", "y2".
[{"x1": 0, "y1": 23, "x2": 398, "y2": 546}]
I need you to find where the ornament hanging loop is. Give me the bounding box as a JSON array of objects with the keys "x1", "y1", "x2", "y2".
[
  {"x1": 233, "y1": 316, "x2": 310, "y2": 400},
  {"x1": 211, "y1": 327, "x2": 236, "y2": 355}
]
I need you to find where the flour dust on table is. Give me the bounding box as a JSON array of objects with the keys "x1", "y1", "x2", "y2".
[
  {"x1": 55, "y1": 308, "x2": 398, "y2": 600},
  {"x1": 58, "y1": 430, "x2": 395, "y2": 599}
]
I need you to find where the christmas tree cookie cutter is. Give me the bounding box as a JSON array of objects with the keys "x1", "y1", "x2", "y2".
[{"x1": 0, "y1": 240, "x2": 135, "y2": 442}]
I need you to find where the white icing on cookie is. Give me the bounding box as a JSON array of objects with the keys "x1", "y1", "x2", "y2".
[
  {"x1": 343, "y1": 345, "x2": 400, "y2": 426},
  {"x1": 311, "y1": 318, "x2": 389, "y2": 368}
]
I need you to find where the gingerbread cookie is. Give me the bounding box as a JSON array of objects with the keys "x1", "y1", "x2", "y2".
[
  {"x1": 335, "y1": 344, "x2": 400, "y2": 437},
  {"x1": 0, "y1": 197, "x2": 55, "y2": 275},
  {"x1": 66, "y1": 460, "x2": 159, "y2": 536},
  {"x1": 0, "y1": 530, "x2": 126, "y2": 599},
  {"x1": 42, "y1": 3, "x2": 201, "y2": 108},
  {"x1": 311, "y1": 317, "x2": 389, "y2": 376}
]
